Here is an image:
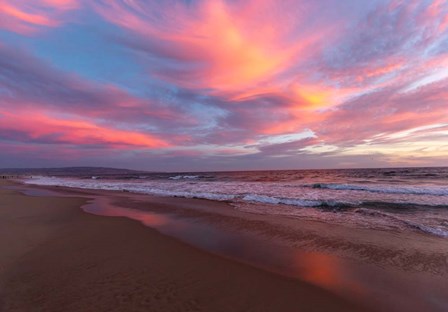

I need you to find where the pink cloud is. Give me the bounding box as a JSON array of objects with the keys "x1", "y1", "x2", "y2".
[
  {"x1": 0, "y1": 0, "x2": 79, "y2": 34},
  {"x1": 0, "y1": 110, "x2": 170, "y2": 149},
  {"x1": 0, "y1": 43, "x2": 198, "y2": 144},
  {"x1": 313, "y1": 78, "x2": 448, "y2": 147}
]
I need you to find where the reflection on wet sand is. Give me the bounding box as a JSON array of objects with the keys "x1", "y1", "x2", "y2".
[
  {"x1": 297, "y1": 253, "x2": 345, "y2": 289},
  {"x1": 80, "y1": 194, "x2": 448, "y2": 312},
  {"x1": 294, "y1": 252, "x2": 366, "y2": 301},
  {"x1": 82, "y1": 198, "x2": 170, "y2": 228}
]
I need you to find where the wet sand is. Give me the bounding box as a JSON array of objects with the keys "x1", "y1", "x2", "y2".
[
  {"x1": 0, "y1": 180, "x2": 369, "y2": 312},
  {"x1": 1, "y1": 180, "x2": 447, "y2": 311}
]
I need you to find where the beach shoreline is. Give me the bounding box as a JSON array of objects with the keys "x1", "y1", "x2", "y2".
[
  {"x1": 0, "y1": 179, "x2": 370, "y2": 312},
  {"x1": 1, "y1": 179, "x2": 447, "y2": 311}
]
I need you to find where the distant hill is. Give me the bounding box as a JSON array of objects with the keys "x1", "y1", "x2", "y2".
[{"x1": 0, "y1": 167, "x2": 149, "y2": 177}]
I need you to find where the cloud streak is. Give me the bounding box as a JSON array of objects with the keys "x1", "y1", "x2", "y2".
[
  {"x1": 0, "y1": 0, "x2": 79, "y2": 34},
  {"x1": 0, "y1": 110, "x2": 170, "y2": 148}
]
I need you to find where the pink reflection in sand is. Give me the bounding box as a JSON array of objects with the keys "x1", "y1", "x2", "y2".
[
  {"x1": 293, "y1": 252, "x2": 365, "y2": 298},
  {"x1": 81, "y1": 197, "x2": 169, "y2": 228}
]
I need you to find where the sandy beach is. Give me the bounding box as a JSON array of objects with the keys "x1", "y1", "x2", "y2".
[
  {"x1": 1, "y1": 179, "x2": 447, "y2": 312},
  {"x1": 0, "y1": 179, "x2": 372, "y2": 312}
]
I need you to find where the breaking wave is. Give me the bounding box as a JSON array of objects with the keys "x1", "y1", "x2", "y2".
[
  {"x1": 169, "y1": 175, "x2": 200, "y2": 180},
  {"x1": 308, "y1": 183, "x2": 448, "y2": 196},
  {"x1": 354, "y1": 208, "x2": 448, "y2": 238}
]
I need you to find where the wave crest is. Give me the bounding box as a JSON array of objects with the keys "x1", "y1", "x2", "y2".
[{"x1": 309, "y1": 183, "x2": 448, "y2": 196}]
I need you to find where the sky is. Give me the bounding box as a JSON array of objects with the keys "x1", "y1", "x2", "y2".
[{"x1": 0, "y1": 0, "x2": 447, "y2": 171}]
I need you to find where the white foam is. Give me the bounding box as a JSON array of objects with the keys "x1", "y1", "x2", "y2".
[
  {"x1": 25, "y1": 176, "x2": 235, "y2": 201},
  {"x1": 142, "y1": 188, "x2": 236, "y2": 201},
  {"x1": 169, "y1": 175, "x2": 200, "y2": 180},
  {"x1": 310, "y1": 183, "x2": 448, "y2": 196},
  {"x1": 354, "y1": 208, "x2": 448, "y2": 238},
  {"x1": 243, "y1": 194, "x2": 323, "y2": 207}
]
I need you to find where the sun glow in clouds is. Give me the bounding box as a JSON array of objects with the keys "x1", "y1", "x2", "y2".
[{"x1": 0, "y1": 0, "x2": 447, "y2": 169}]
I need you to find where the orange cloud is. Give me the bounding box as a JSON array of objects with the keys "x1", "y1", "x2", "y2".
[
  {"x1": 95, "y1": 0, "x2": 338, "y2": 95},
  {"x1": 292, "y1": 83, "x2": 359, "y2": 110},
  {"x1": 0, "y1": 110, "x2": 170, "y2": 149}
]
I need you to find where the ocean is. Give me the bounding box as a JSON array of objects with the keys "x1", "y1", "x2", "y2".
[{"x1": 24, "y1": 167, "x2": 448, "y2": 238}]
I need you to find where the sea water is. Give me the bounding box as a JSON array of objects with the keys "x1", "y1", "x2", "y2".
[{"x1": 24, "y1": 167, "x2": 448, "y2": 238}]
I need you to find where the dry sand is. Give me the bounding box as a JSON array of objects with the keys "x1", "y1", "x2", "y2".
[{"x1": 0, "y1": 180, "x2": 369, "y2": 312}]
